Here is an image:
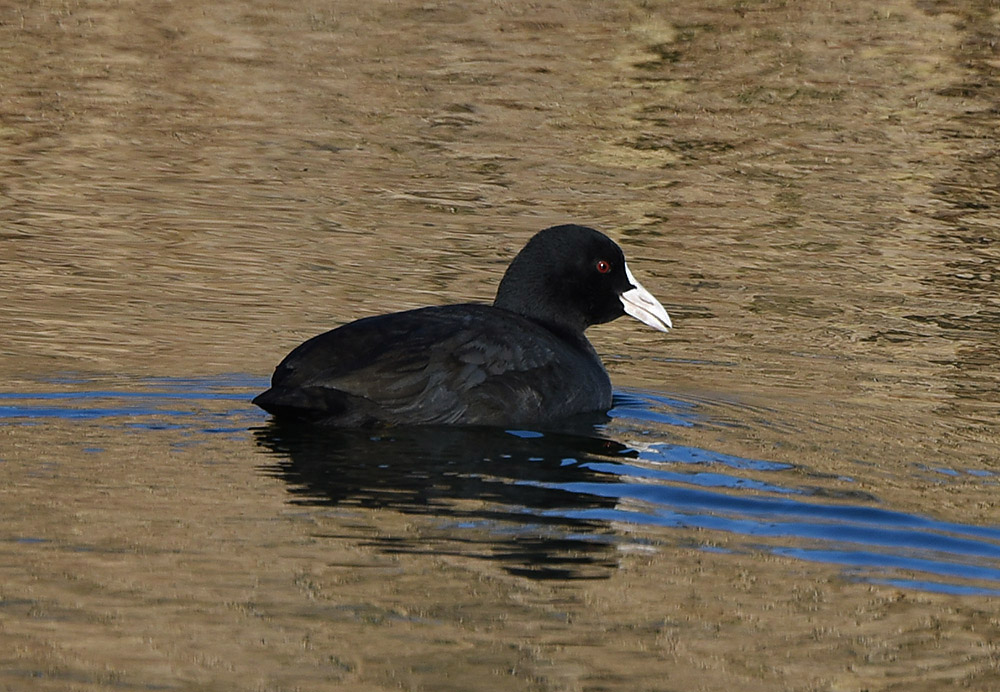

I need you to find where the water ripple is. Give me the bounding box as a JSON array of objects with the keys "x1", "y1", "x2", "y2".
[{"x1": 3, "y1": 376, "x2": 1000, "y2": 594}]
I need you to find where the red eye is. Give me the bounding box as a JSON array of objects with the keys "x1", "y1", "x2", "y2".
[{"x1": 596, "y1": 260, "x2": 611, "y2": 274}]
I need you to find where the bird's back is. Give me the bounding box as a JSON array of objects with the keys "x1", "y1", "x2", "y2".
[{"x1": 253, "y1": 304, "x2": 612, "y2": 427}]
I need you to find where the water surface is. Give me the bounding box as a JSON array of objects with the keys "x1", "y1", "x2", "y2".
[{"x1": 3, "y1": 0, "x2": 1000, "y2": 690}]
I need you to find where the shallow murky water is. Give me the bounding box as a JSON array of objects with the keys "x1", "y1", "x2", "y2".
[{"x1": 3, "y1": 0, "x2": 1000, "y2": 690}]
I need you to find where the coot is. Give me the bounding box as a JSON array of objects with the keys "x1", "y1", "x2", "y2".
[{"x1": 253, "y1": 224, "x2": 671, "y2": 427}]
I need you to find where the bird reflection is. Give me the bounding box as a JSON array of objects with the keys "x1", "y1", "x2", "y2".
[{"x1": 254, "y1": 416, "x2": 637, "y2": 580}]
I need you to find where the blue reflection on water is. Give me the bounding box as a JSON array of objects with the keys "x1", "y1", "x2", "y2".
[
  {"x1": 3, "y1": 376, "x2": 1000, "y2": 595},
  {"x1": 596, "y1": 390, "x2": 1000, "y2": 595},
  {"x1": 608, "y1": 390, "x2": 698, "y2": 427},
  {"x1": 0, "y1": 375, "x2": 266, "y2": 424}
]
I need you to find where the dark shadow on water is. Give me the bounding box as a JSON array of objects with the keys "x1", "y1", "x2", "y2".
[{"x1": 254, "y1": 415, "x2": 634, "y2": 580}]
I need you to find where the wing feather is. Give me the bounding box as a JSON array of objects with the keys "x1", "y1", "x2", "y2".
[{"x1": 256, "y1": 304, "x2": 607, "y2": 426}]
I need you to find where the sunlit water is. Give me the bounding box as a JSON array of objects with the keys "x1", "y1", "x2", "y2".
[
  {"x1": 5, "y1": 377, "x2": 998, "y2": 597},
  {"x1": 4, "y1": 0, "x2": 1000, "y2": 688}
]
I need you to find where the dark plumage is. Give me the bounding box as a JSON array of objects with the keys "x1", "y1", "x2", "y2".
[{"x1": 253, "y1": 224, "x2": 671, "y2": 427}]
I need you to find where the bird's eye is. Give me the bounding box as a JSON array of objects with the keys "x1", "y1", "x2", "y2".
[{"x1": 596, "y1": 260, "x2": 611, "y2": 274}]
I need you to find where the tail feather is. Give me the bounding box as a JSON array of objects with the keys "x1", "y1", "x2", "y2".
[{"x1": 252, "y1": 386, "x2": 376, "y2": 427}]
